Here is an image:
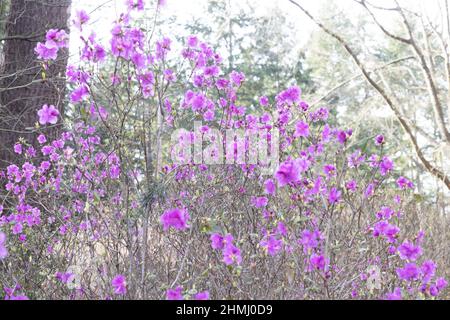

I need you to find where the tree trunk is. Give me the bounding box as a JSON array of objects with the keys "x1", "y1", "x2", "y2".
[{"x1": 0, "y1": 0, "x2": 71, "y2": 167}]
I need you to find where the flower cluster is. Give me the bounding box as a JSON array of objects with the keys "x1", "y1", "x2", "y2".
[
  {"x1": 166, "y1": 286, "x2": 209, "y2": 300},
  {"x1": 210, "y1": 233, "x2": 242, "y2": 266},
  {"x1": 35, "y1": 29, "x2": 69, "y2": 61}
]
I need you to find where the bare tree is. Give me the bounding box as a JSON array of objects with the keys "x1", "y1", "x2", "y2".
[
  {"x1": 289, "y1": 0, "x2": 450, "y2": 190},
  {"x1": 0, "y1": 0, "x2": 71, "y2": 167}
]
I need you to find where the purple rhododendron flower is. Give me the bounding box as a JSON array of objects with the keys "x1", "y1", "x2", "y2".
[
  {"x1": 4, "y1": 286, "x2": 29, "y2": 300},
  {"x1": 14, "y1": 143, "x2": 22, "y2": 155},
  {"x1": 260, "y1": 235, "x2": 282, "y2": 256},
  {"x1": 126, "y1": 0, "x2": 145, "y2": 11},
  {"x1": 37, "y1": 104, "x2": 60, "y2": 125},
  {"x1": 70, "y1": 85, "x2": 90, "y2": 103},
  {"x1": 264, "y1": 179, "x2": 276, "y2": 195},
  {"x1": 45, "y1": 29, "x2": 69, "y2": 49},
  {"x1": 112, "y1": 275, "x2": 127, "y2": 295},
  {"x1": 56, "y1": 271, "x2": 75, "y2": 284},
  {"x1": 186, "y1": 35, "x2": 198, "y2": 47},
  {"x1": 396, "y1": 176, "x2": 414, "y2": 190},
  {"x1": 376, "y1": 206, "x2": 394, "y2": 220},
  {"x1": 345, "y1": 180, "x2": 357, "y2": 192},
  {"x1": 397, "y1": 241, "x2": 422, "y2": 261},
  {"x1": 194, "y1": 291, "x2": 210, "y2": 300},
  {"x1": 375, "y1": 134, "x2": 385, "y2": 146},
  {"x1": 373, "y1": 220, "x2": 400, "y2": 243},
  {"x1": 396, "y1": 263, "x2": 421, "y2": 281},
  {"x1": 35, "y1": 42, "x2": 58, "y2": 60},
  {"x1": 166, "y1": 286, "x2": 183, "y2": 300},
  {"x1": 223, "y1": 243, "x2": 242, "y2": 266},
  {"x1": 160, "y1": 208, "x2": 189, "y2": 231},
  {"x1": 379, "y1": 156, "x2": 394, "y2": 176},
  {"x1": 336, "y1": 130, "x2": 348, "y2": 144},
  {"x1": 421, "y1": 260, "x2": 436, "y2": 284},
  {"x1": 230, "y1": 71, "x2": 245, "y2": 87},
  {"x1": 328, "y1": 187, "x2": 341, "y2": 204},
  {"x1": 259, "y1": 96, "x2": 269, "y2": 106},
  {"x1": 323, "y1": 164, "x2": 336, "y2": 178},
  {"x1": 436, "y1": 277, "x2": 448, "y2": 291},
  {"x1": 348, "y1": 150, "x2": 365, "y2": 168},
  {"x1": 310, "y1": 253, "x2": 328, "y2": 271},
  {"x1": 72, "y1": 10, "x2": 90, "y2": 31},
  {"x1": 294, "y1": 121, "x2": 309, "y2": 138},
  {"x1": 203, "y1": 109, "x2": 215, "y2": 121},
  {"x1": 251, "y1": 196, "x2": 268, "y2": 208},
  {"x1": 210, "y1": 233, "x2": 224, "y2": 250},
  {"x1": 277, "y1": 86, "x2": 301, "y2": 106},
  {"x1": 0, "y1": 232, "x2": 8, "y2": 259},
  {"x1": 385, "y1": 287, "x2": 402, "y2": 300},
  {"x1": 275, "y1": 159, "x2": 301, "y2": 187},
  {"x1": 300, "y1": 229, "x2": 321, "y2": 253}
]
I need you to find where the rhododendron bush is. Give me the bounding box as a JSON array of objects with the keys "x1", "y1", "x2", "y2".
[{"x1": 0, "y1": 0, "x2": 447, "y2": 300}]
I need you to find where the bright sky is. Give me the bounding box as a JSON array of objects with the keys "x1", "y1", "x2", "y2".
[{"x1": 70, "y1": 0, "x2": 442, "y2": 53}]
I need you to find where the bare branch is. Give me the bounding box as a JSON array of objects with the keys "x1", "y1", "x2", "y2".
[{"x1": 288, "y1": 0, "x2": 450, "y2": 190}]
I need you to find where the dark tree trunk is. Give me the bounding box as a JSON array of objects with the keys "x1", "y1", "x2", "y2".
[{"x1": 0, "y1": 0, "x2": 71, "y2": 167}]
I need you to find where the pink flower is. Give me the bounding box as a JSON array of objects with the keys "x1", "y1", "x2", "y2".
[
  {"x1": 251, "y1": 196, "x2": 268, "y2": 208},
  {"x1": 223, "y1": 243, "x2": 242, "y2": 265},
  {"x1": 294, "y1": 121, "x2": 309, "y2": 138},
  {"x1": 277, "y1": 86, "x2": 301, "y2": 106},
  {"x1": 34, "y1": 42, "x2": 58, "y2": 60},
  {"x1": 45, "y1": 29, "x2": 69, "y2": 48},
  {"x1": 203, "y1": 109, "x2": 215, "y2": 121},
  {"x1": 375, "y1": 134, "x2": 385, "y2": 146},
  {"x1": 37, "y1": 104, "x2": 59, "y2": 125},
  {"x1": 194, "y1": 291, "x2": 210, "y2": 300},
  {"x1": 421, "y1": 260, "x2": 436, "y2": 283},
  {"x1": 397, "y1": 241, "x2": 422, "y2": 261},
  {"x1": 260, "y1": 235, "x2": 282, "y2": 256},
  {"x1": 160, "y1": 208, "x2": 189, "y2": 231},
  {"x1": 373, "y1": 220, "x2": 399, "y2": 243},
  {"x1": 259, "y1": 96, "x2": 269, "y2": 106},
  {"x1": 379, "y1": 156, "x2": 394, "y2": 176},
  {"x1": 230, "y1": 71, "x2": 245, "y2": 87},
  {"x1": 436, "y1": 277, "x2": 448, "y2": 291},
  {"x1": 72, "y1": 10, "x2": 90, "y2": 31},
  {"x1": 0, "y1": 232, "x2": 8, "y2": 260},
  {"x1": 310, "y1": 253, "x2": 328, "y2": 271},
  {"x1": 12, "y1": 223, "x2": 23, "y2": 235},
  {"x1": 345, "y1": 180, "x2": 357, "y2": 192},
  {"x1": 70, "y1": 85, "x2": 89, "y2": 103},
  {"x1": 166, "y1": 286, "x2": 183, "y2": 300},
  {"x1": 14, "y1": 143, "x2": 22, "y2": 155},
  {"x1": 300, "y1": 229, "x2": 321, "y2": 253},
  {"x1": 112, "y1": 275, "x2": 127, "y2": 295},
  {"x1": 56, "y1": 271, "x2": 75, "y2": 284},
  {"x1": 385, "y1": 287, "x2": 402, "y2": 300},
  {"x1": 275, "y1": 159, "x2": 301, "y2": 187},
  {"x1": 210, "y1": 233, "x2": 225, "y2": 250},
  {"x1": 396, "y1": 263, "x2": 420, "y2": 281},
  {"x1": 328, "y1": 187, "x2": 341, "y2": 204},
  {"x1": 186, "y1": 35, "x2": 198, "y2": 47},
  {"x1": 264, "y1": 179, "x2": 276, "y2": 195},
  {"x1": 126, "y1": 0, "x2": 145, "y2": 11},
  {"x1": 396, "y1": 176, "x2": 414, "y2": 190}
]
